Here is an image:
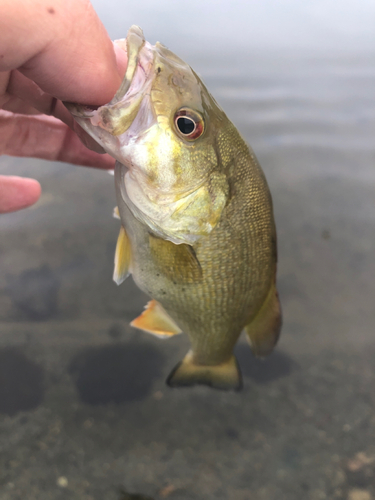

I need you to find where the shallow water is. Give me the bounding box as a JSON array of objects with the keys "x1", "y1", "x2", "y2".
[{"x1": 0, "y1": 1, "x2": 374, "y2": 499}]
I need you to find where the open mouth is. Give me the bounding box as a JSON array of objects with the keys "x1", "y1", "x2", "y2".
[
  {"x1": 66, "y1": 26, "x2": 155, "y2": 137},
  {"x1": 73, "y1": 103, "x2": 100, "y2": 115}
]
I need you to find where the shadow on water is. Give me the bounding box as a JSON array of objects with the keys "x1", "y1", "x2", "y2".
[
  {"x1": 118, "y1": 489, "x2": 155, "y2": 500},
  {"x1": 0, "y1": 348, "x2": 45, "y2": 416},
  {"x1": 6, "y1": 265, "x2": 60, "y2": 321},
  {"x1": 69, "y1": 342, "x2": 164, "y2": 405},
  {"x1": 235, "y1": 344, "x2": 297, "y2": 383}
]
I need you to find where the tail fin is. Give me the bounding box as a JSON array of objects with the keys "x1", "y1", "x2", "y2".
[{"x1": 166, "y1": 351, "x2": 242, "y2": 391}]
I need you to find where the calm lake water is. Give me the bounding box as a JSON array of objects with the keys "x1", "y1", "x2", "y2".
[{"x1": 0, "y1": 1, "x2": 374, "y2": 499}]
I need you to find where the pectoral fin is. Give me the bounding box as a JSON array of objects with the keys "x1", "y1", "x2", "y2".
[
  {"x1": 113, "y1": 226, "x2": 132, "y2": 285},
  {"x1": 167, "y1": 351, "x2": 242, "y2": 391},
  {"x1": 113, "y1": 206, "x2": 120, "y2": 219},
  {"x1": 245, "y1": 283, "x2": 282, "y2": 357},
  {"x1": 149, "y1": 234, "x2": 202, "y2": 284},
  {"x1": 130, "y1": 300, "x2": 182, "y2": 338}
]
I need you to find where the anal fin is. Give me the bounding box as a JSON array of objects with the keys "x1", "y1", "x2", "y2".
[
  {"x1": 245, "y1": 283, "x2": 282, "y2": 357},
  {"x1": 130, "y1": 300, "x2": 182, "y2": 339},
  {"x1": 167, "y1": 351, "x2": 242, "y2": 391},
  {"x1": 113, "y1": 225, "x2": 132, "y2": 285}
]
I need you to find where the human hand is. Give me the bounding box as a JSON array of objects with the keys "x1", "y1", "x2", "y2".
[{"x1": 0, "y1": 0, "x2": 127, "y2": 213}]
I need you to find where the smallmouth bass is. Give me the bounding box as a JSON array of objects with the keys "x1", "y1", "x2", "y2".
[{"x1": 66, "y1": 26, "x2": 281, "y2": 390}]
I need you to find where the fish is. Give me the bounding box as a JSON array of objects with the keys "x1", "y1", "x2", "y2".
[{"x1": 65, "y1": 25, "x2": 281, "y2": 391}]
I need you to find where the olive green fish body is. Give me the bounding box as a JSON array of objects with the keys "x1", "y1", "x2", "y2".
[
  {"x1": 67, "y1": 26, "x2": 281, "y2": 390},
  {"x1": 117, "y1": 120, "x2": 278, "y2": 373}
]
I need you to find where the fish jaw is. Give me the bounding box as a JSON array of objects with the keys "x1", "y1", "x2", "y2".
[{"x1": 64, "y1": 25, "x2": 157, "y2": 166}]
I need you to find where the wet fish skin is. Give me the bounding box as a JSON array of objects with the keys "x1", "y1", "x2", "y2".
[{"x1": 65, "y1": 26, "x2": 281, "y2": 390}]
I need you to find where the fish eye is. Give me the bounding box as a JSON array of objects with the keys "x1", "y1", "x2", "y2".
[
  {"x1": 174, "y1": 108, "x2": 204, "y2": 140},
  {"x1": 177, "y1": 117, "x2": 195, "y2": 135}
]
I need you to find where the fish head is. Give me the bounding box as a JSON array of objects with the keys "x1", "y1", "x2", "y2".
[{"x1": 66, "y1": 26, "x2": 229, "y2": 244}]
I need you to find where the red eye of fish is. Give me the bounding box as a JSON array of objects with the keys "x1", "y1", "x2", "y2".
[{"x1": 174, "y1": 109, "x2": 204, "y2": 141}]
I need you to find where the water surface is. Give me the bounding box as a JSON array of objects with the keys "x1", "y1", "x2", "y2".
[{"x1": 0, "y1": 1, "x2": 374, "y2": 499}]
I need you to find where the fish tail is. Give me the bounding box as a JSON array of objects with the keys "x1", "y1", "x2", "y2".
[{"x1": 166, "y1": 350, "x2": 242, "y2": 391}]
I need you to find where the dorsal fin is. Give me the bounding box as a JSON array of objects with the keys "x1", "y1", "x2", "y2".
[{"x1": 245, "y1": 283, "x2": 282, "y2": 357}]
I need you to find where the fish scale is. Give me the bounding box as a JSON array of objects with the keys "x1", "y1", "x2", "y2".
[
  {"x1": 128, "y1": 124, "x2": 275, "y2": 365},
  {"x1": 65, "y1": 25, "x2": 281, "y2": 390}
]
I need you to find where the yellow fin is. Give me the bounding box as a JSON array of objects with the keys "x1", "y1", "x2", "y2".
[
  {"x1": 113, "y1": 225, "x2": 132, "y2": 285},
  {"x1": 149, "y1": 234, "x2": 202, "y2": 284},
  {"x1": 113, "y1": 206, "x2": 120, "y2": 219},
  {"x1": 245, "y1": 283, "x2": 282, "y2": 357},
  {"x1": 130, "y1": 300, "x2": 182, "y2": 338},
  {"x1": 167, "y1": 351, "x2": 242, "y2": 391}
]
